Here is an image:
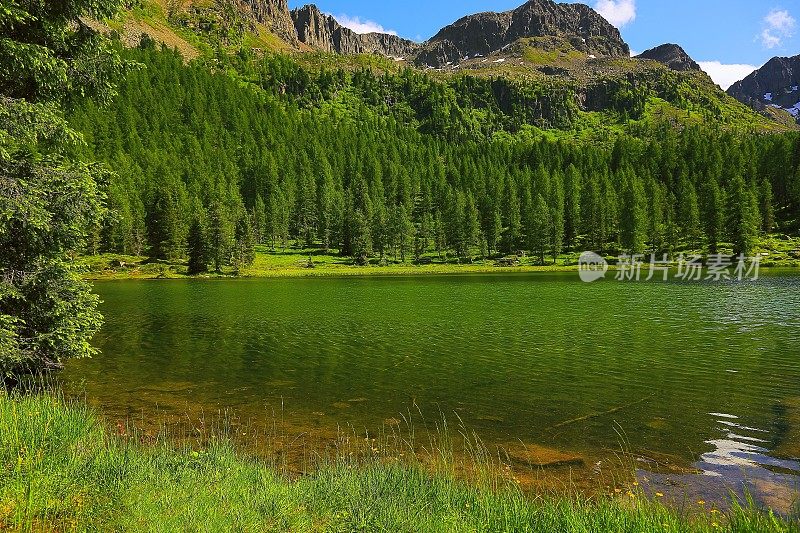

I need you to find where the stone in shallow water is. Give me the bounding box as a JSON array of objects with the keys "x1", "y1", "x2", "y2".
[
  {"x1": 752, "y1": 478, "x2": 799, "y2": 515},
  {"x1": 503, "y1": 443, "x2": 585, "y2": 468},
  {"x1": 774, "y1": 396, "x2": 800, "y2": 460},
  {"x1": 646, "y1": 418, "x2": 669, "y2": 430},
  {"x1": 347, "y1": 398, "x2": 368, "y2": 403}
]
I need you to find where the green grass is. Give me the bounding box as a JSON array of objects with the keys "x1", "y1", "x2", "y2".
[
  {"x1": 0, "y1": 390, "x2": 795, "y2": 531},
  {"x1": 80, "y1": 246, "x2": 583, "y2": 280},
  {"x1": 79, "y1": 234, "x2": 800, "y2": 281}
]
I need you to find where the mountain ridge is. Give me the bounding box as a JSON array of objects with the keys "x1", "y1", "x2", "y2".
[
  {"x1": 727, "y1": 55, "x2": 800, "y2": 124},
  {"x1": 103, "y1": 0, "x2": 795, "y2": 133},
  {"x1": 414, "y1": 0, "x2": 628, "y2": 66},
  {"x1": 291, "y1": 4, "x2": 418, "y2": 57}
]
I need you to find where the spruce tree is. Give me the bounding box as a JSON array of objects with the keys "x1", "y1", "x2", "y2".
[{"x1": 0, "y1": 0, "x2": 127, "y2": 374}]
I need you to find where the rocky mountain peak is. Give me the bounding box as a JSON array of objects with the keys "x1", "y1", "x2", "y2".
[
  {"x1": 727, "y1": 55, "x2": 800, "y2": 123},
  {"x1": 636, "y1": 44, "x2": 700, "y2": 72},
  {"x1": 415, "y1": 0, "x2": 629, "y2": 66}
]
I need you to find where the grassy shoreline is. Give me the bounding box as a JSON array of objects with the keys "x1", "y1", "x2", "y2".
[
  {"x1": 0, "y1": 391, "x2": 796, "y2": 531},
  {"x1": 81, "y1": 239, "x2": 800, "y2": 281}
]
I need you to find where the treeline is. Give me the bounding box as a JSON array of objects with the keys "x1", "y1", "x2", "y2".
[{"x1": 68, "y1": 45, "x2": 800, "y2": 269}]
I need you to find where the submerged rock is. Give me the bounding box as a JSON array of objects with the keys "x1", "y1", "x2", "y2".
[
  {"x1": 772, "y1": 396, "x2": 800, "y2": 460},
  {"x1": 503, "y1": 443, "x2": 585, "y2": 468}
]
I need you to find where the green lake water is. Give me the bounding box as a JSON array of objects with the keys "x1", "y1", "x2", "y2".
[{"x1": 62, "y1": 272, "x2": 800, "y2": 511}]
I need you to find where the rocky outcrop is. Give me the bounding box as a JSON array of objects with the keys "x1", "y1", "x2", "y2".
[
  {"x1": 291, "y1": 5, "x2": 419, "y2": 57},
  {"x1": 727, "y1": 55, "x2": 800, "y2": 122},
  {"x1": 415, "y1": 0, "x2": 629, "y2": 66},
  {"x1": 636, "y1": 44, "x2": 700, "y2": 72},
  {"x1": 180, "y1": 0, "x2": 632, "y2": 67},
  {"x1": 235, "y1": 0, "x2": 298, "y2": 44}
]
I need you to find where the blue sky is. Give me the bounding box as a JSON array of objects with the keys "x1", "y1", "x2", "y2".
[{"x1": 287, "y1": 0, "x2": 800, "y2": 89}]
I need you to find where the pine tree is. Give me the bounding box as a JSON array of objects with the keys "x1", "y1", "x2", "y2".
[
  {"x1": 414, "y1": 211, "x2": 432, "y2": 263},
  {"x1": 503, "y1": 179, "x2": 522, "y2": 254},
  {"x1": 268, "y1": 188, "x2": 289, "y2": 251},
  {"x1": 352, "y1": 209, "x2": 372, "y2": 265},
  {"x1": 581, "y1": 173, "x2": 602, "y2": 250},
  {"x1": 484, "y1": 201, "x2": 503, "y2": 256},
  {"x1": 233, "y1": 214, "x2": 256, "y2": 271},
  {"x1": 759, "y1": 179, "x2": 775, "y2": 234},
  {"x1": 549, "y1": 172, "x2": 565, "y2": 264},
  {"x1": 529, "y1": 194, "x2": 551, "y2": 264},
  {"x1": 253, "y1": 194, "x2": 267, "y2": 245},
  {"x1": 318, "y1": 169, "x2": 337, "y2": 252},
  {"x1": 148, "y1": 175, "x2": 189, "y2": 261},
  {"x1": 187, "y1": 215, "x2": 208, "y2": 275},
  {"x1": 620, "y1": 172, "x2": 647, "y2": 254},
  {"x1": 563, "y1": 165, "x2": 581, "y2": 251},
  {"x1": 728, "y1": 174, "x2": 760, "y2": 257},
  {"x1": 678, "y1": 177, "x2": 702, "y2": 250},
  {"x1": 700, "y1": 178, "x2": 724, "y2": 254},
  {"x1": 0, "y1": 0, "x2": 127, "y2": 374},
  {"x1": 394, "y1": 204, "x2": 415, "y2": 262},
  {"x1": 647, "y1": 177, "x2": 666, "y2": 253},
  {"x1": 372, "y1": 200, "x2": 388, "y2": 259},
  {"x1": 208, "y1": 192, "x2": 234, "y2": 273}
]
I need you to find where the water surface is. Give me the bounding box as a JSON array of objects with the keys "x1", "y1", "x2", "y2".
[{"x1": 62, "y1": 273, "x2": 800, "y2": 512}]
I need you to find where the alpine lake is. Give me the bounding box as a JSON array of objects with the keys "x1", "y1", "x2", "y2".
[{"x1": 61, "y1": 271, "x2": 800, "y2": 514}]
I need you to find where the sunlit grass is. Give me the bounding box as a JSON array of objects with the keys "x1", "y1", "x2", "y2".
[{"x1": 80, "y1": 233, "x2": 800, "y2": 281}]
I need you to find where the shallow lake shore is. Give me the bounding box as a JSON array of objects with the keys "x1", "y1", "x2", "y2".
[{"x1": 1, "y1": 391, "x2": 796, "y2": 532}]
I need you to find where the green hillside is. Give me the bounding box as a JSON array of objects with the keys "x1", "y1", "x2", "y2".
[
  {"x1": 96, "y1": 1, "x2": 792, "y2": 137},
  {"x1": 66, "y1": 44, "x2": 800, "y2": 275}
]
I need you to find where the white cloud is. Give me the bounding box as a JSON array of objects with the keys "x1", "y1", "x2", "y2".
[
  {"x1": 760, "y1": 9, "x2": 796, "y2": 48},
  {"x1": 761, "y1": 29, "x2": 782, "y2": 49},
  {"x1": 698, "y1": 61, "x2": 758, "y2": 90},
  {"x1": 629, "y1": 49, "x2": 639, "y2": 57},
  {"x1": 330, "y1": 14, "x2": 398, "y2": 36},
  {"x1": 765, "y1": 9, "x2": 796, "y2": 33},
  {"x1": 594, "y1": 0, "x2": 636, "y2": 28}
]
